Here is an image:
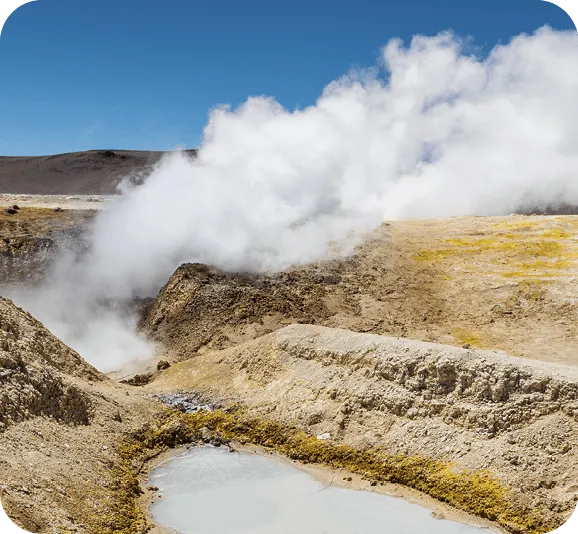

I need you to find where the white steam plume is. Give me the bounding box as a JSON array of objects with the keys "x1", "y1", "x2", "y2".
[{"x1": 9, "y1": 27, "x2": 578, "y2": 372}]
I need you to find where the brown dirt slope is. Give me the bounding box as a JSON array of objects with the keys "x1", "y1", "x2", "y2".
[
  {"x1": 143, "y1": 214, "x2": 578, "y2": 367},
  {"x1": 149, "y1": 323, "x2": 578, "y2": 532},
  {"x1": 0, "y1": 297, "x2": 161, "y2": 533},
  {"x1": 0, "y1": 149, "x2": 196, "y2": 195},
  {"x1": 0, "y1": 207, "x2": 95, "y2": 285}
]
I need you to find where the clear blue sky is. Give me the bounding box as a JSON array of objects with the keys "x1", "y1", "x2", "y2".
[{"x1": 0, "y1": 0, "x2": 575, "y2": 156}]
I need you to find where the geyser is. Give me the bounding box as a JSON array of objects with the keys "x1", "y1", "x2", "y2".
[{"x1": 9, "y1": 26, "x2": 578, "y2": 371}]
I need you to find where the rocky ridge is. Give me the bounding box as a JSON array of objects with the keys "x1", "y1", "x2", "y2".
[
  {"x1": 0, "y1": 297, "x2": 161, "y2": 532},
  {"x1": 149, "y1": 324, "x2": 578, "y2": 528}
]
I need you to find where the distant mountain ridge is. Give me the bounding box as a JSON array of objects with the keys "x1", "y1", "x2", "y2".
[
  {"x1": 1, "y1": 149, "x2": 576, "y2": 215},
  {"x1": 0, "y1": 149, "x2": 197, "y2": 195}
]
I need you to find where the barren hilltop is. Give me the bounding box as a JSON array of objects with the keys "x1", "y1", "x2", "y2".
[{"x1": 0, "y1": 149, "x2": 197, "y2": 195}]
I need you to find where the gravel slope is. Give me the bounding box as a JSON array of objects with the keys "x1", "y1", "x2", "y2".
[{"x1": 0, "y1": 149, "x2": 196, "y2": 194}]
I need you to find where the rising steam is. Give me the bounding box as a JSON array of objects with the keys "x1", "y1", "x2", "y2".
[{"x1": 10, "y1": 27, "x2": 578, "y2": 372}]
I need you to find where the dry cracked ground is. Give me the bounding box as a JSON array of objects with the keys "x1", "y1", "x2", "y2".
[{"x1": 1, "y1": 201, "x2": 578, "y2": 534}]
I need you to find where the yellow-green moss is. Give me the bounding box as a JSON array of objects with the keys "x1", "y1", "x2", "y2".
[
  {"x1": 491, "y1": 221, "x2": 540, "y2": 231},
  {"x1": 542, "y1": 228, "x2": 572, "y2": 239},
  {"x1": 445, "y1": 237, "x2": 499, "y2": 248},
  {"x1": 414, "y1": 249, "x2": 459, "y2": 262},
  {"x1": 442, "y1": 237, "x2": 563, "y2": 257},
  {"x1": 90, "y1": 441, "x2": 148, "y2": 534},
  {"x1": 522, "y1": 259, "x2": 571, "y2": 270},
  {"x1": 414, "y1": 227, "x2": 576, "y2": 283},
  {"x1": 99, "y1": 409, "x2": 561, "y2": 534},
  {"x1": 451, "y1": 328, "x2": 485, "y2": 348}
]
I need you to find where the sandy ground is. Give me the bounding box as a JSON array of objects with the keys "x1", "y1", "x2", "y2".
[
  {"x1": 145, "y1": 214, "x2": 578, "y2": 368},
  {"x1": 0, "y1": 193, "x2": 111, "y2": 211}
]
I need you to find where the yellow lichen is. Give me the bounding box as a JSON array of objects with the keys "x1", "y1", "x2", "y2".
[
  {"x1": 413, "y1": 249, "x2": 459, "y2": 262},
  {"x1": 451, "y1": 328, "x2": 485, "y2": 348},
  {"x1": 491, "y1": 220, "x2": 540, "y2": 231},
  {"x1": 542, "y1": 228, "x2": 572, "y2": 239},
  {"x1": 500, "y1": 257, "x2": 574, "y2": 282},
  {"x1": 415, "y1": 227, "x2": 575, "y2": 282},
  {"x1": 523, "y1": 259, "x2": 571, "y2": 269},
  {"x1": 101, "y1": 409, "x2": 560, "y2": 534},
  {"x1": 445, "y1": 237, "x2": 499, "y2": 248},
  {"x1": 90, "y1": 442, "x2": 148, "y2": 534}
]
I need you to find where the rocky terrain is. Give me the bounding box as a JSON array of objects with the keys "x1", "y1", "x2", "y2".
[
  {"x1": 0, "y1": 206, "x2": 95, "y2": 285},
  {"x1": 1, "y1": 195, "x2": 578, "y2": 533},
  {"x1": 148, "y1": 324, "x2": 578, "y2": 529},
  {"x1": 144, "y1": 214, "x2": 578, "y2": 366},
  {"x1": 0, "y1": 297, "x2": 100, "y2": 430},
  {"x1": 0, "y1": 297, "x2": 162, "y2": 533}
]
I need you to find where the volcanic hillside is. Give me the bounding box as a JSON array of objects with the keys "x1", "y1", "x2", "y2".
[
  {"x1": 0, "y1": 297, "x2": 161, "y2": 533},
  {"x1": 144, "y1": 214, "x2": 578, "y2": 367},
  {"x1": 0, "y1": 149, "x2": 196, "y2": 194},
  {"x1": 141, "y1": 213, "x2": 578, "y2": 533}
]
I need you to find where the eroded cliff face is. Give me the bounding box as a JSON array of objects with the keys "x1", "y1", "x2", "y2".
[
  {"x1": 0, "y1": 297, "x2": 101, "y2": 431},
  {"x1": 143, "y1": 262, "x2": 338, "y2": 358},
  {"x1": 149, "y1": 324, "x2": 578, "y2": 529},
  {"x1": 0, "y1": 236, "x2": 55, "y2": 285},
  {"x1": 0, "y1": 297, "x2": 161, "y2": 533}
]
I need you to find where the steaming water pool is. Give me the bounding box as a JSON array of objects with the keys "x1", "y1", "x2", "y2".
[{"x1": 149, "y1": 447, "x2": 490, "y2": 534}]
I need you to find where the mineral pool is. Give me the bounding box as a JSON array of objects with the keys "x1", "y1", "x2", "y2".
[{"x1": 149, "y1": 446, "x2": 491, "y2": 534}]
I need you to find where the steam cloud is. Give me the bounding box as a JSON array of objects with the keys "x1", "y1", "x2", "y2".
[{"x1": 10, "y1": 27, "x2": 578, "y2": 372}]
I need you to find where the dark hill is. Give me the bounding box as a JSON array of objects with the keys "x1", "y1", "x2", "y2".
[{"x1": 0, "y1": 149, "x2": 197, "y2": 194}]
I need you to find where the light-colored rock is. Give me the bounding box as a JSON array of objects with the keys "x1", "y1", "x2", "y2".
[{"x1": 150, "y1": 324, "x2": 578, "y2": 526}]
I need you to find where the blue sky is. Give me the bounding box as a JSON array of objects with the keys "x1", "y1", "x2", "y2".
[{"x1": 0, "y1": 0, "x2": 575, "y2": 156}]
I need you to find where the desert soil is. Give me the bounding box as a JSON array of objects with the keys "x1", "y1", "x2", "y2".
[
  {"x1": 1, "y1": 196, "x2": 578, "y2": 534},
  {"x1": 145, "y1": 214, "x2": 578, "y2": 366},
  {"x1": 0, "y1": 149, "x2": 194, "y2": 195},
  {"x1": 0, "y1": 194, "x2": 110, "y2": 211},
  {"x1": 0, "y1": 205, "x2": 97, "y2": 286}
]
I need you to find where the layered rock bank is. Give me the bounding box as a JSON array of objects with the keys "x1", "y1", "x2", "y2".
[{"x1": 149, "y1": 324, "x2": 578, "y2": 530}]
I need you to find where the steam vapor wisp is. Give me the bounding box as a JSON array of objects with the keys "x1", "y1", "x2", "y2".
[{"x1": 10, "y1": 27, "x2": 578, "y2": 372}]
